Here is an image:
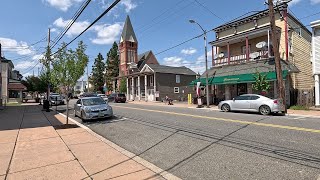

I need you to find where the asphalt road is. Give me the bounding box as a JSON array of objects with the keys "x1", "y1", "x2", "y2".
[{"x1": 57, "y1": 99, "x2": 320, "y2": 180}]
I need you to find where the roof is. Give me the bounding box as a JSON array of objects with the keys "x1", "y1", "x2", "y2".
[
  {"x1": 8, "y1": 83, "x2": 27, "y2": 91},
  {"x1": 146, "y1": 64, "x2": 196, "y2": 75},
  {"x1": 0, "y1": 57, "x2": 14, "y2": 68},
  {"x1": 120, "y1": 15, "x2": 137, "y2": 42},
  {"x1": 203, "y1": 58, "x2": 299, "y2": 78},
  {"x1": 137, "y1": 50, "x2": 155, "y2": 69},
  {"x1": 212, "y1": 3, "x2": 311, "y2": 35}
]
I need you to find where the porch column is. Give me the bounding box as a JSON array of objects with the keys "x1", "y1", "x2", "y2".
[
  {"x1": 153, "y1": 73, "x2": 156, "y2": 101},
  {"x1": 315, "y1": 75, "x2": 320, "y2": 107},
  {"x1": 212, "y1": 46, "x2": 215, "y2": 67},
  {"x1": 126, "y1": 78, "x2": 129, "y2": 99},
  {"x1": 246, "y1": 36, "x2": 249, "y2": 62},
  {"x1": 131, "y1": 77, "x2": 135, "y2": 100},
  {"x1": 112, "y1": 80, "x2": 116, "y2": 93},
  {"x1": 144, "y1": 75, "x2": 148, "y2": 102},
  {"x1": 138, "y1": 76, "x2": 141, "y2": 101},
  {"x1": 227, "y1": 42, "x2": 230, "y2": 64}
]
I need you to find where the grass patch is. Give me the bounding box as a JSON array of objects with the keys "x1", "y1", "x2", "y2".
[{"x1": 289, "y1": 105, "x2": 309, "y2": 110}]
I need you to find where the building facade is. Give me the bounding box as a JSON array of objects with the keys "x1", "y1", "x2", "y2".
[
  {"x1": 195, "y1": 3, "x2": 313, "y2": 106},
  {"x1": 1, "y1": 57, "x2": 26, "y2": 104},
  {"x1": 311, "y1": 20, "x2": 320, "y2": 107},
  {"x1": 114, "y1": 16, "x2": 196, "y2": 101}
]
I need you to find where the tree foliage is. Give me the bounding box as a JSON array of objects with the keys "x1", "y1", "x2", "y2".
[
  {"x1": 105, "y1": 42, "x2": 119, "y2": 92},
  {"x1": 252, "y1": 71, "x2": 271, "y2": 93},
  {"x1": 119, "y1": 78, "x2": 127, "y2": 93},
  {"x1": 50, "y1": 41, "x2": 88, "y2": 93},
  {"x1": 21, "y1": 74, "x2": 49, "y2": 93},
  {"x1": 91, "y1": 53, "x2": 105, "y2": 92}
]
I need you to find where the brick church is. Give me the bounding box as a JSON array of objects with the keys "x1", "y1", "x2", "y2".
[{"x1": 114, "y1": 15, "x2": 196, "y2": 102}]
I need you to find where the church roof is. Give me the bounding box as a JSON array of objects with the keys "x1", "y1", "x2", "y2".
[{"x1": 120, "y1": 15, "x2": 138, "y2": 43}]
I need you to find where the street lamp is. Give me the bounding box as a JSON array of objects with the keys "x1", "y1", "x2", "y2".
[{"x1": 189, "y1": 19, "x2": 210, "y2": 108}]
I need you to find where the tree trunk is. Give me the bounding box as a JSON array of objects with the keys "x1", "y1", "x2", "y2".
[{"x1": 66, "y1": 86, "x2": 69, "y2": 125}]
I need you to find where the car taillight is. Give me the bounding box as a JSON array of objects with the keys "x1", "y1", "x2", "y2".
[{"x1": 273, "y1": 100, "x2": 278, "y2": 104}]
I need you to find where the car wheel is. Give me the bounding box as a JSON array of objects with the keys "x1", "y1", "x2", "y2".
[
  {"x1": 81, "y1": 111, "x2": 86, "y2": 122},
  {"x1": 259, "y1": 105, "x2": 271, "y2": 115},
  {"x1": 221, "y1": 104, "x2": 230, "y2": 112}
]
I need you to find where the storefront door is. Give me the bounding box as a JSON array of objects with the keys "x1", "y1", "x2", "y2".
[{"x1": 237, "y1": 83, "x2": 247, "y2": 95}]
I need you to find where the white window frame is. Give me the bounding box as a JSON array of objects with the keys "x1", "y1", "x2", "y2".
[
  {"x1": 174, "y1": 87, "x2": 179, "y2": 93},
  {"x1": 176, "y1": 75, "x2": 180, "y2": 83}
]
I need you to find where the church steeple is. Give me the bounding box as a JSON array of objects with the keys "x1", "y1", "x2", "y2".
[
  {"x1": 119, "y1": 15, "x2": 138, "y2": 76},
  {"x1": 120, "y1": 15, "x2": 138, "y2": 43}
]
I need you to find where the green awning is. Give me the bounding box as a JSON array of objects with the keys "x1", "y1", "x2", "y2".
[{"x1": 189, "y1": 70, "x2": 288, "y2": 86}]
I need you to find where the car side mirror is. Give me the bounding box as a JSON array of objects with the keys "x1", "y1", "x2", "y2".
[{"x1": 233, "y1": 98, "x2": 235, "y2": 101}]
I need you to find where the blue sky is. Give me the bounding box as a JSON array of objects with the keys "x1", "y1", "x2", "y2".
[{"x1": 0, "y1": 0, "x2": 320, "y2": 79}]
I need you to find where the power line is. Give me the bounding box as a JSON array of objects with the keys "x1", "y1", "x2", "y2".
[
  {"x1": 155, "y1": 29, "x2": 214, "y2": 56},
  {"x1": 51, "y1": 0, "x2": 121, "y2": 57},
  {"x1": 50, "y1": 0, "x2": 92, "y2": 50},
  {"x1": 193, "y1": 0, "x2": 225, "y2": 22}
]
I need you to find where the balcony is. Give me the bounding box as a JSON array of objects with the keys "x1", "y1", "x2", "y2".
[
  {"x1": 214, "y1": 50, "x2": 269, "y2": 66},
  {"x1": 210, "y1": 25, "x2": 280, "y2": 67}
]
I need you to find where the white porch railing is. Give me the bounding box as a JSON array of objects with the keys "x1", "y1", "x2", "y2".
[{"x1": 214, "y1": 51, "x2": 268, "y2": 66}]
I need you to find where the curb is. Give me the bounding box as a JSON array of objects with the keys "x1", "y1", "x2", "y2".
[{"x1": 57, "y1": 112, "x2": 181, "y2": 180}]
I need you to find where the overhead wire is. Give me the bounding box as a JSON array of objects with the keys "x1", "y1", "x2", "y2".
[
  {"x1": 50, "y1": 0, "x2": 92, "y2": 50},
  {"x1": 51, "y1": 0, "x2": 121, "y2": 57},
  {"x1": 193, "y1": 0, "x2": 225, "y2": 22}
]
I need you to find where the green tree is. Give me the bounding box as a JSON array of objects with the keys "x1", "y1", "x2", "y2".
[
  {"x1": 119, "y1": 78, "x2": 127, "y2": 93},
  {"x1": 105, "y1": 42, "x2": 119, "y2": 92},
  {"x1": 91, "y1": 53, "x2": 105, "y2": 92},
  {"x1": 51, "y1": 41, "x2": 89, "y2": 124},
  {"x1": 21, "y1": 74, "x2": 49, "y2": 93},
  {"x1": 252, "y1": 71, "x2": 270, "y2": 95}
]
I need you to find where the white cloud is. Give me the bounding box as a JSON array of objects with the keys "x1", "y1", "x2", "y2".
[
  {"x1": 120, "y1": 0, "x2": 137, "y2": 13},
  {"x1": 181, "y1": 47, "x2": 197, "y2": 55},
  {"x1": 91, "y1": 23, "x2": 123, "y2": 45},
  {"x1": 32, "y1": 54, "x2": 44, "y2": 60},
  {"x1": 52, "y1": 17, "x2": 123, "y2": 45},
  {"x1": 163, "y1": 56, "x2": 207, "y2": 74},
  {"x1": 44, "y1": 0, "x2": 82, "y2": 11},
  {"x1": 15, "y1": 60, "x2": 41, "y2": 71},
  {"x1": 53, "y1": 17, "x2": 90, "y2": 37},
  {"x1": 0, "y1": 37, "x2": 34, "y2": 55},
  {"x1": 288, "y1": 0, "x2": 302, "y2": 6}
]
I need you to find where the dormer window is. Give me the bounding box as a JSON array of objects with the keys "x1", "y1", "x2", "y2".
[{"x1": 130, "y1": 42, "x2": 134, "y2": 47}]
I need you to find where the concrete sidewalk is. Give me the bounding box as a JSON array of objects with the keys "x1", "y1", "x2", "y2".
[
  {"x1": 0, "y1": 105, "x2": 179, "y2": 180},
  {"x1": 128, "y1": 100, "x2": 320, "y2": 117}
]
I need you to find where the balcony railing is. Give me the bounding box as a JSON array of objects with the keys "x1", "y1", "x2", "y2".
[{"x1": 214, "y1": 51, "x2": 268, "y2": 66}]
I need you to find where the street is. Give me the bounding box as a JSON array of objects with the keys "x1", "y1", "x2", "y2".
[{"x1": 57, "y1": 99, "x2": 320, "y2": 180}]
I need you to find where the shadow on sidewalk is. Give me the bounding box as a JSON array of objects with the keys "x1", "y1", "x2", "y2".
[{"x1": 0, "y1": 105, "x2": 79, "y2": 131}]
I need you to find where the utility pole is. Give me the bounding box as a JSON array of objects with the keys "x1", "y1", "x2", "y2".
[
  {"x1": 87, "y1": 65, "x2": 89, "y2": 92},
  {"x1": 268, "y1": 0, "x2": 286, "y2": 113},
  {"x1": 46, "y1": 28, "x2": 51, "y2": 112}
]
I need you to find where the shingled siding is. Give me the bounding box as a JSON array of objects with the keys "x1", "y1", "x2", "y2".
[
  {"x1": 289, "y1": 23, "x2": 313, "y2": 90},
  {"x1": 156, "y1": 73, "x2": 196, "y2": 101}
]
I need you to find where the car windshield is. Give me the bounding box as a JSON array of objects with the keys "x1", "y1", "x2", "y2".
[
  {"x1": 118, "y1": 94, "x2": 125, "y2": 97},
  {"x1": 82, "y1": 98, "x2": 106, "y2": 106}
]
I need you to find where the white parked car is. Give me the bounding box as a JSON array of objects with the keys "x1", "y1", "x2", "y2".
[
  {"x1": 218, "y1": 94, "x2": 284, "y2": 115},
  {"x1": 97, "y1": 94, "x2": 109, "y2": 102},
  {"x1": 74, "y1": 97, "x2": 113, "y2": 121}
]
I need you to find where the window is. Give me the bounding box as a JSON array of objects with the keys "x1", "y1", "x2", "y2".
[
  {"x1": 241, "y1": 45, "x2": 251, "y2": 54},
  {"x1": 150, "y1": 75, "x2": 154, "y2": 86},
  {"x1": 76, "y1": 86, "x2": 80, "y2": 90},
  {"x1": 250, "y1": 96, "x2": 260, "y2": 100},
  {"x1": 176, "y1": 75, "x2": 180, "y2": 83},
  {"x1": 234, "y1": 95, "x2": 250, "y2": 100},
  {"x1": 174, "y1": 87, "x2": 179, "y2": 93}
]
